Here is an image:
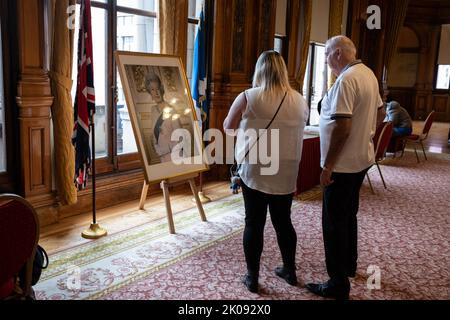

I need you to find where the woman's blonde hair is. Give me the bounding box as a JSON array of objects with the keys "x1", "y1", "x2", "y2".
[{"x1": 252, "y1": 50, "x2": 292, "y2": 99}]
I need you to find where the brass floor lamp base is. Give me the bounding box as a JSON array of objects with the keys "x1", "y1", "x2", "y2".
[{"x1": 81, "y1": 223, "x2": 107, "y2": 239}]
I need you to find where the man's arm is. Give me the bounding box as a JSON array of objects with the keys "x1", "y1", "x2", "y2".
[{"x1": 321, "y1": 118, "x2": 352, "y2": 187}]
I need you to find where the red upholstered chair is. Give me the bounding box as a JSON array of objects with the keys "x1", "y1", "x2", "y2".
[
  {"x1": 0, "y1": 194, "x2": 40, "y2": 299},
  {"x1": 373, "y1": 121, "x2": 386, "y2": 148},
  {"x1": 366, "y1": 122, "x2": 394, "y2": 194},
  {"x1": 401, "y1": 111, "x2": 435, "y2": 163}
]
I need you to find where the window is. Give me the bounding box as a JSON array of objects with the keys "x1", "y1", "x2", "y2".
[
  {"x1": 119, "y1": 36, "x2": 134, "y2": 51},
  {"x1": 436, "y1": 65, "x2": 450, "y2": 90},
  {"x1": 187, "y1": 0, "x2": 203, "y2": 85},
  {"x1": 274, "y1": 36, "x2": 287, "y2": 56},
  {"x1": 274, "y1": 0, "x2": 288, "y2": 59},
  {"x1": 0, "y1": 21, "x2": 5, "y2": 173},
  {"x1": 436, "y1": 25, "x2": 450, "y2": 90},
  {"x1": 71, "y1": 0, "x2": 159, "y2": 173},
  {"x1": 72, "y1": 5, "x2": 108, "y2": 159},
  {"x1": 116, "y1": 3, "x2": 159, "y2": 155},
  {"x1": 302, "y1": 43, "x2": 327, "y2": 126}
]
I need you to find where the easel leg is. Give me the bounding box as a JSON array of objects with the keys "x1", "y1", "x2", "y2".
[
  {"x1": 189, "y1": 179, "x2": 207, "y2": 222},
  {"x1": 161, "y1": 180, "x2": 176, "y2": 234},
  {"x1": 139, "y1": 181, "x2": 149, "y2": 210}
]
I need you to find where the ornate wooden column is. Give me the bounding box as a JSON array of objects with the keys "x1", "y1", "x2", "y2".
[
  {"x1": 16, "y1": 0, "x2": 54, "y2": 203},
  {"x1": 348, "y1": 0, "x2": 387, "y2": 82},
  {"x1": 209, "y1": 0, "x2": 277, "y2": 179}
]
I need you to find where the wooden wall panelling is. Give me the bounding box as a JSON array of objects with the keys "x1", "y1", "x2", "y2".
[
  {"x1": 16, "y1": 0, "x2": 54, "y2": 203},
  {"x1": 405, "y1": 3, "x2": 450, "y2": 122},
  {"x1": 329, "y1": 0, "x2": 345, "y2": 37},
  {"x1": 363, "y1": 0, "x2": 386, "y2": 81},
  {"x1": 447, "y1": 97, "x2": 450, "y2": 122},
  {"x1": 347, "y1": 0, "x2": 395, "y2": 83},
  {"x1": 347, "y1": 0, "x2": 367, "y2": 53},
  {"x1": 388, "y1": 87, "x2": 416, "y2": 118},
  {"x1": 0, "y1": 0, "x2": 19, "y2": 192},
  {"x1": 412, "y1": 24, "x2": 441, "y2": 120},
  {"x1": 433, "y1": 95, "x2": 450, "y2": 121},
  {"x1": 257, "y1": 0, "x2": 277, "y2": 55},
  {"x1": 415, "y1": 93, "x2": 429, "y2": 120},
  {"x1": 209, "y1": 0, "x2": 278, "y2": 180},
  {"x1": 406, "y1": 0, "x2": 450, "y2": 25}
]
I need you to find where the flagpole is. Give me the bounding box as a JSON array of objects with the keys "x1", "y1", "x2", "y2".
[
  {"x1": 192, "y1": 4, "x2": 211, "y2": 204},
  {"x1": 92, "y1": 116, "x2": 96, "y2": 224},
  {"x1": 82, "y1": 114, "x2": 107, "y2": 239},
  {"x1": 198, "y1": 101, "x2": 210, "y2": 203},
  {"x1": 198, "y1": 172, "x2": 211, "y2": 203},
  {"x1": 80, "y1": 0, "x2": 106, "y2": 239}
]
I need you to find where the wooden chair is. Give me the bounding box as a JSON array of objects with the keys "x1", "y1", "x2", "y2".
[
  {"x1": 366, "y1": 122, "x2": 393, "y2": 194},
  {"x1": 401, "y1": 111, "x2": 435, "y2": 163},
  {"x1": 0, "y1": 194, "x2": 40, "y2": 299}
]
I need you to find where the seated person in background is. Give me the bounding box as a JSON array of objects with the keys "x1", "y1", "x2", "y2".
[{"x1": 384, "y1": 97, "x2": 413, "y2": 137}]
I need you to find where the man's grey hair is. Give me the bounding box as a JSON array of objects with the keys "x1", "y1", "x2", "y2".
[{"x1": 326, "y1": 35, "x2": 357, "y2": 58}]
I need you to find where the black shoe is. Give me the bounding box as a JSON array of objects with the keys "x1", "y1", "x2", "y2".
[
  {"x1": 274, "y1": 266, "x2": 298, "y2": 286},
  {"x1": 242, "y1": 274, "x2": 259, "y2": 293},
  {"x1": 348, "y1": 271, "x2": 356, "y2": 278},
  {"x1": 306, "y1": 281, "x2": 350, "y2": 300}
]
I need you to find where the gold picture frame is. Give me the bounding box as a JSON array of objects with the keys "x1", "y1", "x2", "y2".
[{"x1": 115, "y1": 51, "x2": 209, "y2": 185}]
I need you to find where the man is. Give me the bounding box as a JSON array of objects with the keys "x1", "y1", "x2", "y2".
[{"x1": 306, "y1": 36, "x2": 384, "y2": 300}]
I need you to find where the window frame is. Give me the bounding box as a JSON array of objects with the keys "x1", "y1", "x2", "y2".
[
  {"x1": 185, "y1": 0, "x2": 213, "y2": 84},
  {"x1": 273, "y1": 0, "x2": 291, "y2": 64},
  {"x1": 0, "y1": 0, "x2": 19, "y2": 192},
  {"x1": 186, "y1": 0, "x2": 213, "y2": 112},
  {"x1": 303, "y1": 42, "x2": 327, "y2": 126},
  {"x1": 274, "y1": 34, "x2": 288, "y2": 59},
  {"x1": 73, "y1": 0, "x2": 159, "y2": 175},
  {"x1": 434, "y1": 25, "x2": 450, "y2": 92},
  {"x1": 434, "y1": 64, "x2": 450, "y2": 92}
]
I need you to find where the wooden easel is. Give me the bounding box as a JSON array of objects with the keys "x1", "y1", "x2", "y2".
[{"x1": 139, "y1": 173, "x2": 207, "y2": 234}]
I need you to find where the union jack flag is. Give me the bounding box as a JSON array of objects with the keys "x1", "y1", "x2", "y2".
[{"x1": 72, "y1": 0, "x2": 96, "y2": 191}]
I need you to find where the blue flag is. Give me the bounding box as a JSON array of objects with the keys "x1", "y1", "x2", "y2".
[{"x1": 192, "y1": 8, "x2": 209, "y2": 132}]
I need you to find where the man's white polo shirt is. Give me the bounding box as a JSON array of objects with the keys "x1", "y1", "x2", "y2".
[{"x1": 319, "y1": 61, "x2": 383, "y2": 173}]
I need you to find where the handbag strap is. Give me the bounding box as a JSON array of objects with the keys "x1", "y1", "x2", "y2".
[
  {"x1": 38, "y1": 245, "x2": 49, "y2": 269},
  {"x1": 233, "y1": 91, "x2": 288, "y2": 171}
]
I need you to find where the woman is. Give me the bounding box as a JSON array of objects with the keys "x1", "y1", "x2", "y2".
[{"x1": 223, "y1": 51, "x2": 308, "y2": 293}]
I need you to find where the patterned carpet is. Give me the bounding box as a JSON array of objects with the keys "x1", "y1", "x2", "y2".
[{"x1": 35, "y1": 151, "x2": 450, "y2": 300}]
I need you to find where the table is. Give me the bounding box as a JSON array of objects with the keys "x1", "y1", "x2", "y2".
[{"x1": 296, "y1": 134, "x2": 321, "y2": 195}]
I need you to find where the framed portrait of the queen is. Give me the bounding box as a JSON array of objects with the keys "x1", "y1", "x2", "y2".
[{"x1": 115, "y1": 51, "x2": 208, "y2": 184}]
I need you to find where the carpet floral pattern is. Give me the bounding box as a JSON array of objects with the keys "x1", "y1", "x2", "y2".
[{"x1": 35, "y1": 152, "x2": 450, "y2": 300}]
